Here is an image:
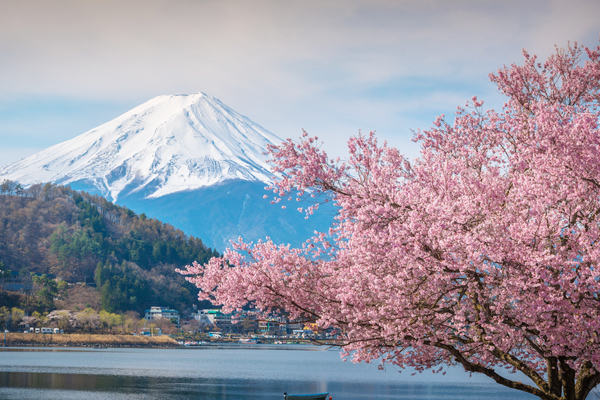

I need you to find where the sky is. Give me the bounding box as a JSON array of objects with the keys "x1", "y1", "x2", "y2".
[{"x1": 1, "y1": 0, "x2": 599, "y2": 168}]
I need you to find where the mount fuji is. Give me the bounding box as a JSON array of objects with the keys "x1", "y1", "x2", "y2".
[{"x1": 0, "y1": 93, "x2": 333, "y2": 251}]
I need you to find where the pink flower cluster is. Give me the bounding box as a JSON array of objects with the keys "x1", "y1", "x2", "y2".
[{"x1": 179, "y1": 39, "x2": 600, "y2": 400}]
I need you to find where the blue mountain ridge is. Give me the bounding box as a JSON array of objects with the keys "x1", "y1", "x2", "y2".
[{"x1": 69, "y1": 178, "x2": 335, "y2": 252}]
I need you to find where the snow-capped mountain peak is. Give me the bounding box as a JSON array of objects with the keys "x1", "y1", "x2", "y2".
[{"x1": 0, "y1": 93, "x2": 282, "y2": 201}]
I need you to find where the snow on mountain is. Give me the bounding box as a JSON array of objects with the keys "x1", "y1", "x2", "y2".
[
  {"x1": 0, "y1": 93, "x2": 281, "y2": 201},
  {"x1": 0, "y1": 92, "x2": 335, "y2": 251}
]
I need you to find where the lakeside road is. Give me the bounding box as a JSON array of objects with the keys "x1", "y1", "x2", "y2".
[{"x1": 2, "y1": 333, "x2": 178, "y2": 348}]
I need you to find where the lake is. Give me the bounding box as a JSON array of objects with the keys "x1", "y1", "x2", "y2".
[{"x1": 0, "y1": 344, "x2": 537, "y2": 399}]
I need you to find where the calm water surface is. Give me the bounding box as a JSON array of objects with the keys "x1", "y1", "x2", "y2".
[{"x1": 0, "y1": 344, "x2": 536, "y2": 399}]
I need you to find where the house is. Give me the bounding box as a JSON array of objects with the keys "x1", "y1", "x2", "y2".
[
  {"x1": 195, "y1": 309, "x2": 232, "y2": 331},
  {"x1": 144, "y1": 306, "x2": 180, "y2": 326}
]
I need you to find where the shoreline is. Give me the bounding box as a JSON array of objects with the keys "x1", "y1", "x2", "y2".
[
  {"x1": 2, "y1": 333, "x2": 341, "y2": 349},
  {"x1": 2, "y1": 333, "x2": 179, "y2": 348}
]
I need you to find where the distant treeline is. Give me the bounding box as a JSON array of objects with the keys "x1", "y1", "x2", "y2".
[{"x1": 0, "y1": 180, "x2": 218, "y2": 314}]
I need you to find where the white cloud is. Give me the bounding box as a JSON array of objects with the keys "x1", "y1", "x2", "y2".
[
  {"x1": 1, "y1": 0, "x2": 597, "y2": 98},
  {"x1": 0, "y1": 0, "x2": 598, "y2": 166}
]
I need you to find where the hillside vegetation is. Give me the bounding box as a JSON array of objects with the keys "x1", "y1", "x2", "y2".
[{"x1": 0, "y1": 180, "x2": 218, "y2": 315}]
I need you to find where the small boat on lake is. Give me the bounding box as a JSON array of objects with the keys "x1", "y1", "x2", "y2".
[{"x1": 283, "y1": 392, "x2": 330, "y2": 400}]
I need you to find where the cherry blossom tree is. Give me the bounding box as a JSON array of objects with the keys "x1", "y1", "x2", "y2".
[{"x1": 179, "y1": 40, "x2": 600, "y2": 400}]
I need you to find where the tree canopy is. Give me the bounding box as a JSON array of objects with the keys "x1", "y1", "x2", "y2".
[
  {"x1": 180, "y1": 40, "x2": 600, "y2": 400},
  {"x1": 0, "y1": 182, "x2": 217, "y2": 314}
]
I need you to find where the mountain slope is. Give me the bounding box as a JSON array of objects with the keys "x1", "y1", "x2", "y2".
[
  {"x1": 0, "y1": 185, "x2": 217, "y2": 313},
  {"x1": 118, "y1": 179, "x2": 335, "y2": 252},
  {"x1": 0, "y1": 93, "x2": 280, "y2": 202},
  {"x1": 0, "y1": 93, "x2": 334, "y2": 251}
]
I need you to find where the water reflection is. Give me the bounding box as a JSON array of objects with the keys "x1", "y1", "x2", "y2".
[
  {"x1": 0, "y1": 346, "x2": 536, "y2": 400},
  {"x1": 0, "y1": 371, "x2": 349, "y2": 400},
  {"x1": 0, "y1": 370, "x2": 536, "y2": 400},
  {"x1": 1, "y1": 371, "x2": 146, "y2": 392}
]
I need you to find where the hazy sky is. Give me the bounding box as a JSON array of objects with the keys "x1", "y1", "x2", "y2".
[{"x1": 1, "y1": 0, "x2": 599, "y2": 167}]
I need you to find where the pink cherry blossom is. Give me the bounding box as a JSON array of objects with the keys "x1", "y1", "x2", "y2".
[{"x1": 179, "y1": 39, "x2": 600, "y2": 400}]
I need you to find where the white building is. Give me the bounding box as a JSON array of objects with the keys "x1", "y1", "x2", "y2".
[
  {"x1": 194, "y1": 309, "x2": 232, "y2": 328},
  {"x1": 145, "y1": 306, "x2": 180, "y2": 326}
]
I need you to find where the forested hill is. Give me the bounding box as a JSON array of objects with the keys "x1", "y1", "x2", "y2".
[{"x1": 0, "y1": 180, "x2": 218, "y2": 313}]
